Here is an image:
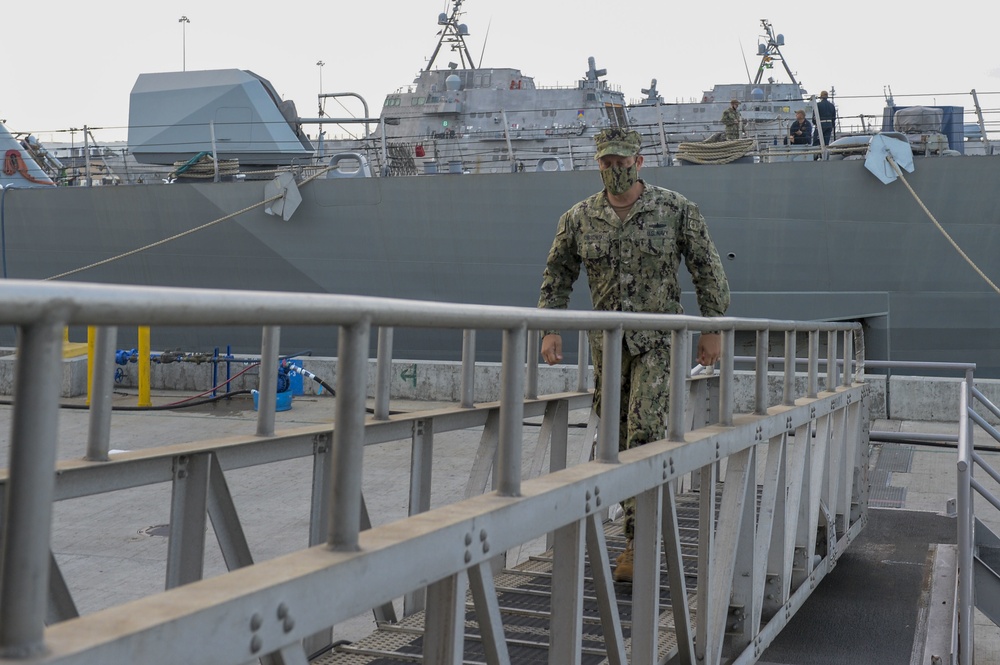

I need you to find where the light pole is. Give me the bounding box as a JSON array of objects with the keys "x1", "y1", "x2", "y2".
[
  {"x1": 178, "y1": 16, "x2": 190, "y2": 71},
  {"x1": 316, "y1": 60, "x2": 325, "y2": 113}
]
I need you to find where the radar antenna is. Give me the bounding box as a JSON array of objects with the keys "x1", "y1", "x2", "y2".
[
  {"x1": 425, "y1": 0, "x2": 476, "y2": 71},
  {"x1": 641, "y1": 79, "x2": 662, "y2": 104},
  {"x1": 582, "y1": 57, "x2": 607, "y2": 89},
  {"x1": 753, "y1": 19, "x2": 797, "y2": 86}
]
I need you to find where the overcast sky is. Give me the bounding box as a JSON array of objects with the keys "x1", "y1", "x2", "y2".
[{"x1": 6, "y1": 0, "x2": 999, "y2": 143}]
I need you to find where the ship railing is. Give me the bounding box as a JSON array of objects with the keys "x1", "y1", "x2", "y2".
[
  {"x1": 848, "y1": 358, "x2": 995, "y2": 665},
  {"x1": 0, "y1": 279, "x2": 867, "y2": 664},
  {"x1": 957, "y1": 373, "x2": 1000, "y2": 665}
]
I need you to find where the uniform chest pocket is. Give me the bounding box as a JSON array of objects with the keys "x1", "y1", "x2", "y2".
[
  {"x1": 634, "y1": 234, "x2": 679, "y2": 270},
  {"x1": 580, "y1": 237, "x2": 611, "y2": 260},
  {"x1": 638, "y1": 236, "x2": 668, "y2": 255}
]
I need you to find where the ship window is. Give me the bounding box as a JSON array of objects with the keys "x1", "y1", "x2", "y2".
[
  {"x1": 587, "y1": 93, "x2": 597, "y2": 101},
  {"x1": 482, "y1": 74, "x2": 491, "y2": 86}
]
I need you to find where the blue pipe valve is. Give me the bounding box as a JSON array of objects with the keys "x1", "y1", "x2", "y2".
[{"x1": 115, "y1": 349, "x2": 138, "y2": 365}]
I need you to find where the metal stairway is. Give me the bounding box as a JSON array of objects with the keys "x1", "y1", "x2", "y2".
[
  {"x1": 317, "y1": 521, "x2": 675, "y2": 664},
  {"x1": 973, "y1": 517, "x2": 1000, "y2": 627},
  {"x1": 316, "y1": 483, "x2": 812, "y2": 665}
]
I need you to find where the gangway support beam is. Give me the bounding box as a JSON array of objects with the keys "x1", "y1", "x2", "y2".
[
  {"x1": 585, "y1": 513, "x2": 627, "y2": 665},
  {"x1": 549, "y1": 519, "x2": 585, "y2": 665},
  {"x1": 662, "y1": 480, "x2": 695, "y2": 663}
]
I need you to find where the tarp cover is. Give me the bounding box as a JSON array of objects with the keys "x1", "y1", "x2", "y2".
[{"x1": 893, "y1": 106, "x2": 944, "y2": 134}]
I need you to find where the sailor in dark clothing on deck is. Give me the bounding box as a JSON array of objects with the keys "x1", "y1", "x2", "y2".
[
  {"x1": 813, "y1": 90, "x2": 837, "y2": 146},
  {"x1": 789, "y1": 110, "x2": 812, "y2": 145}
]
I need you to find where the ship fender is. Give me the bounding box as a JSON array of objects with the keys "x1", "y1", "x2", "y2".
[{"x1": 327, "y1": 153, "x2": 372, "y2": 178}]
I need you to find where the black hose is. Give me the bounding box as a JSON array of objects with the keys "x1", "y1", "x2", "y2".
[
  {"x1": 871, "y1": 437, "x2": 1000, "y2": 453},
  {"x1": 0, "y1": 390, "x2": 253, "y2": 411}
]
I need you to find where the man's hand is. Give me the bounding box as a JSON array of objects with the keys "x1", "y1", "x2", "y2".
[
  {"x1": 541, "y1": 334, "x2": 563, "y2": 366},
  {"x1": 697, "y1": 332, "x2": 722, "y2": 367}
]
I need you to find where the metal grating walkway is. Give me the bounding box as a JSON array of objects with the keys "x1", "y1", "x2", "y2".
[{"x1": 314, "y1": 493, "x2": 711, "y2": 664}]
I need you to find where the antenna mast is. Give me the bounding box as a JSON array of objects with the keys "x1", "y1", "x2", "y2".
[
  {"x1": 753, "y1": 19, "x2": 797, "y2": 86},
  {"x1": 425, "y1": 0, "x2": 476, "y2": 71}
]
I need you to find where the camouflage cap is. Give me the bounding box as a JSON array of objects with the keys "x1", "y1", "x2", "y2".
[{"x1": 594, "y1": 128, "x2": 641, "y2": 159}]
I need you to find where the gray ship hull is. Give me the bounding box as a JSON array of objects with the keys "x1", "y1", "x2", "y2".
[{"x1": 3, "y1": 156, "x2": 999, "y2": 374}]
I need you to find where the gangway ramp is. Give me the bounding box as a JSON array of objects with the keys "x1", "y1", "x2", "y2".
[
  {"x1": 0, "y1": 280, "x2": 868, "y2": 665},
  {"x1": 319, "y1": 514, "x2": 690, "y2": 663}
]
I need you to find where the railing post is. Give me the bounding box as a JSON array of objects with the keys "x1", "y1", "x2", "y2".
[
  {"x1": 667, "y1": 328, "x2": 689, "y2": 442},
  {"x1": 328, "y1": 320, "x2": 371, "y2": 551},
  {"x1": 755, "y1": 329, "x2": 769, "y2": 415},
  {"x1": 461, "y1": 329, "x2": 476, "y2": 408},
  {"x1": 596, "y1": 327, "x2": 622, "y2": 462},
  {"x1": 86, "y1": 325, "x2": 118, "y2": 462},
  {"x1": 374, "y1": 326, "x2": 393, "y2": 420},
  {"x1": 526, "y1": 329, "x2": 539, "y2": 400},
  {"x1": 719, "y1": 329, "x2": 735, "y2": 426},
  {"x1": 496, "y1": 325, "x2": 526, "y2": 496},
  {"x1": 0, "y1": 322, "x2": 64, "y2": 657},
  {"x1": 956, "y1": 380, "x2": 974, "y2": 665},
  {"x1": 783, "y1": 329, "x2": 796, "y2": 406},
  {"x1": 256, "y1": 325, "x2": 280, "y2": 437},
  {"x1": 576, "y1": 330, "x2": 590, "y2": 393},
  {"x1": 842, "y1": 329, "x2": 853, "y2": 387},
  {"x1": 807, "y1": 329, "x2": 819, "y2": 398},
  {"x1": 826, "y1": 330, "x2": 837, "y2": 392}
]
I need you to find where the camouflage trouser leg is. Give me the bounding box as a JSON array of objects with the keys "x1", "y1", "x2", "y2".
[{"x1": 591, "y1": 340, "x2": 672, "y2": 541}]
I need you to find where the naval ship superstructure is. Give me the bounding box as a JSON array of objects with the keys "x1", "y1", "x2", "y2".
[
  {"x1": 323, "y1": 0, "x2": 632, "y2": 176},
  {"x1": 323, "y1": 8, "x2": 812, "y2": 174},
  {"x1": 626, "y1": 19, "x2": 809, "y2": 151}
]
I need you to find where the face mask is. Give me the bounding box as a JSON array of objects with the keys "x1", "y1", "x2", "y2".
[{"x1": 601, "y1": 163, "x2": 638, "y2": 196}]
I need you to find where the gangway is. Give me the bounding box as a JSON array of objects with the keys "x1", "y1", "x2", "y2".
[{"x1": 0, "y1": 280, "x2": 869, "y2": 664}]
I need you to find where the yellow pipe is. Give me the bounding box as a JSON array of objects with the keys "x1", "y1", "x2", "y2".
[
  {"x1": 86, "y1": 327, "x2": 95, "y2": 406},
  {"x1": 63, "y1": 327, "x2": 88, "y2": 358},
  {"x1": 138, "y1": 327, "x2": 151, "y2": 407}
]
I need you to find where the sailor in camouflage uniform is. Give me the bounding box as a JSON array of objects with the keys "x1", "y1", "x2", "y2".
[
  {"x1": 721, "y1": 99, "x2": 742, "y2": 139},
  {"x1": 537, "y1": 128, "x2": 730, "y2": 583}
]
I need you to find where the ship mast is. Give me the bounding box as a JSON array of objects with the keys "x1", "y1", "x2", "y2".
[
  {"x1": 753, "y1": 19, "x2": 797, "y2": 86},
  {"x1": 425, "y1": 0, "x2": 476, "y2": 71}
]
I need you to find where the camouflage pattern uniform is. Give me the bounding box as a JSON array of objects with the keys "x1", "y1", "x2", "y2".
[
  {"x1": 722, "y1": 102, "x2": 742, "y2": 139},
  {"x1": 537, "y1": 141, "x2": 730, "y2": 539}
]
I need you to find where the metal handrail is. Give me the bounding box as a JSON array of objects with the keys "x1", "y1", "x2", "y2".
[
  {"x1": 0, "y1": 279, "x2": 867, "y2": 664},
  {"x1": 957, "y1": 382, "x2": 1000, "y2": 665}
]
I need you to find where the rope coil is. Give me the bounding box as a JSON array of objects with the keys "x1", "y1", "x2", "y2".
[
  {"x1": 675, "y1": 138, "x2": 755, "y2": 165},
  {"x1": 168, "y1": 153, "x2": 241, "y2": 180},
  {"x1": 3, "y1": 149, "x2": 55, "y2": 186}
]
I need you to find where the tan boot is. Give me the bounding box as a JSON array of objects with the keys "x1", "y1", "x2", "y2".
[{"x1": 613, "y1": 539, "x2": 633, "y2": 584}]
